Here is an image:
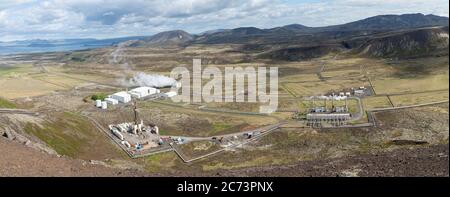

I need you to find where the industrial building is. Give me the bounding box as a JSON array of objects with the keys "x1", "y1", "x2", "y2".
[
  {"x1": 310, "y1": 107, "x2": 327, "y2": 113},
  {"x1": 334, "y1": 106, "x2": 347, "y2": 113},
  {"x1": 95, "y1": 100, "x2": 102, "y2": 107},
  {"x1": 306, "y1": 113, "x2": 351, "y2": 121},
  {"x1": 305, "y1": 95, "x2": 352, "y2": 127},
  {"x1": 163, "y1": 91, "x2": 177, "y2": 98},
  {"x1": 306, "y1": 113, "x2": 351, "y2": 127},
  {"x1": 95, "y1": 100, "x2": 108, "y2": 109},
  {"x1": 101, "y1": 101, "x2": 107, "y2": 109},
  {"x1": 107, "y1": 100, "x2": 163, "y2": 153},
  {"x1": 111, "y1": 91, "x2": 131, "y2": 103},
  {"x1": 105, "y1": 98, "x2": 119, "y2": 105},
  {"x1": 129, "y1": 87, "x2": 160, "y2": 99},
  {"x1": 354, "y1": 89, "x2": 365, "y2": 97}
]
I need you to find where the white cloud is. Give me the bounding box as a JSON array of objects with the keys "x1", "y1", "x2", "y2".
[
  {"x1": 0, "y1": 0, "x2": 34, "y2": 10},
  {"x1": 0, "y1": 0, "x2": 448, "y2": 41}
]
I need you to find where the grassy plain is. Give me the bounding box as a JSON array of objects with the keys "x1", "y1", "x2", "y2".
[
  {"x1": 371, "y1": 72, "x2": 449, "y2": 95},
  {"x1": 0, "y1": 97, "x2": 16, "y2": 108}
]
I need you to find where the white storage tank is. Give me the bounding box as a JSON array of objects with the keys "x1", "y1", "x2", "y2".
[
  {"x1": 154, "y1": 126, "x2": 159, "y2": 135},
  {"x1": 101, "y1": 101, "x2": 107, "y2": 109},
  {"x1": 95, "y1": 100, "x2": 102, "y2": 107},
  {"x1": 121, "y1": 141, "x2": 131, "y2": 148},
  {"x1": 112, "y1": 129, "x2": 124, "y2": 140}
]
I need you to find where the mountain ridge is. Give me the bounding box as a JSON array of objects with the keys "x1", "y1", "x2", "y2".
[{"x1": 1, "y1": 13, "x2": 448, "y2": 55}]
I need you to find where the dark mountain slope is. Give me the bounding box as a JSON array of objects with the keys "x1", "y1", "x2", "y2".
[
  {"x1": 130, "y1": 30, "x2": 194, "y2": 47},
  {"x1": 195, "y1": 14, "x2": 448, "y2": 45},
  {"x1": 259, "y1": 44, "x2": 344, "y2": 61},
  {"x1": 317, "y1": 13, "x2": 448, "y2": 32},
  {"x1": 355, "y1": 26, "x2": 449, "y2": 58}
]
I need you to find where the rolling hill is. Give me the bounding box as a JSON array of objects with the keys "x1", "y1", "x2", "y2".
[
  {"x1": 129, "y1": 30, "x2": 194, "y2": 47},
  {"x1": 2, "y1": 13, "x2": 448, "y2": 59},
  {"x1": 355, "y1": 26, "x2": 449, "y2": 58}
]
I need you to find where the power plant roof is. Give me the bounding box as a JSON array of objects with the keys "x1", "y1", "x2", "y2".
[
  {"x1": 113, "y1": 91, "x2": 131, "y2": 97},
  {"x1": 130, "y1": 86, "x2": 157, "y2": 93}
]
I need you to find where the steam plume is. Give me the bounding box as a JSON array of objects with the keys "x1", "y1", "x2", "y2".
[
  {"x1": 109, "y1": 42, "x2": 176, "y2": 88},
  {"x1": 121, "y1": 72, "x2": 177, "y2": 88}
]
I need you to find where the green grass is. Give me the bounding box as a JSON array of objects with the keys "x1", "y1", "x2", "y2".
[
  {"x1": 371, "y1": 73, "x2": 449, "y2": 95},
  {"x1": 91, "y1": 93, "x2": 108, "y2": 101},
  {"x1": 0, "y1": 67, "x2": 16, "y2": 76},
  {"x1": 24, "y1": 112, "x2": 100, "y2": 157},
  {"x1": 0, "y1": 64, "x2": 34, "y2": 77},
  {"x1": 158, "y1": 129, "x2": 169, "y2": 135},
  {"x1": 211, "y1": 123, "x2": 232, "y2": 134},
  {"x1": 0, "y1": 97, "x2": 16, "y2": 108},
  {"x1": 143, "y1": 152, "x2": 179, "y2": 172},
  {"x1": 203, "y1": 156, "x2": 286, "y2": 171},
  {"x1": 178, "y1": 141, "x2": 222, "y2": 160}
]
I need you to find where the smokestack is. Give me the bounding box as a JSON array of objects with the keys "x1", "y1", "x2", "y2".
[{"x1": 133, "y1": 101, "x2": 138, "y2": 126}]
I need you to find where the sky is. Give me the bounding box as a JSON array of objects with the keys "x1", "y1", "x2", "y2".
[{"x1": 0, "y1": 0, "x2": 448, "y2": 41}]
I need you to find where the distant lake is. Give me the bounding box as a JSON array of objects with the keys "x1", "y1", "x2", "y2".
[
  {"x1": 0, "y1": 43, "x2": 109, "y2": 55},
  {"x1": 0, "y1": 36, "x2": 145, "y2": 56}
]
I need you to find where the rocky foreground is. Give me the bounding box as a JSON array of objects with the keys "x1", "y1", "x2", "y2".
[
  {"x1": 212, "y1": 144, "x2": 449, "y2": 177},
  {"x1": 0, "y1": 137, "x2": 147, "y2": 177},
  {"x1": 1, "y1": 135, "x2": 448, "y2": 177}
]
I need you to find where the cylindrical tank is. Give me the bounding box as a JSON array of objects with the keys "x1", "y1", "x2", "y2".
[
  {"x1": 95, "y1": 100, "x2": 102, "y2": 107},
  {"x1": 121, "y1": 141, "x2": 131, "y2": 148},
  {"x1": 154, "y1": 126, "x2": 159, "y2": 135},
  {"x1": 101, "y1": 101, "x2": 107, "y2": 109},
  {"x1": 112, "y1": 129, "x2": 124, "y2": 140},
  {"x1": 118, "y1": 125, "x2": 126, "y2": 132},
  {"x1": 132, "y1": 124, "x2": 138, "y2": 135}
]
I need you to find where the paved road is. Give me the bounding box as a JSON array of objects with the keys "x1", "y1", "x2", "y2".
[
  {"x1": 162, "y1": 122, "x2": 285, "y2": 142},
  {"x1": 170, "y1": 122, "x2": 285, "y2": 163},
  {"x1": 150, "y1": 100, "x2": 282, "y2": 122},
  {"x1": 349, "y1": 97, "x2": 364, "y2": 121},
  {"x1": 369, "y1": 100, "x2": 449, "y2": 112},
  {"x1": 373, "y1": 89, "x2": 449, "y2": 97}
]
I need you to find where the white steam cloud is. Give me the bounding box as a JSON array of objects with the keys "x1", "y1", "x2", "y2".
[
  {"x1": 109, "y1": 44, "x2": 123, "y2": 64},
  {"x1": 109, "y1": 41, "x2": 131, "y2": 70},
  {"x1": 109, "y1": 42, "x2": 177, "y2": 88},
  {"x1": 122, "y1": 72, "x2": 177, "y2": 88}
]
